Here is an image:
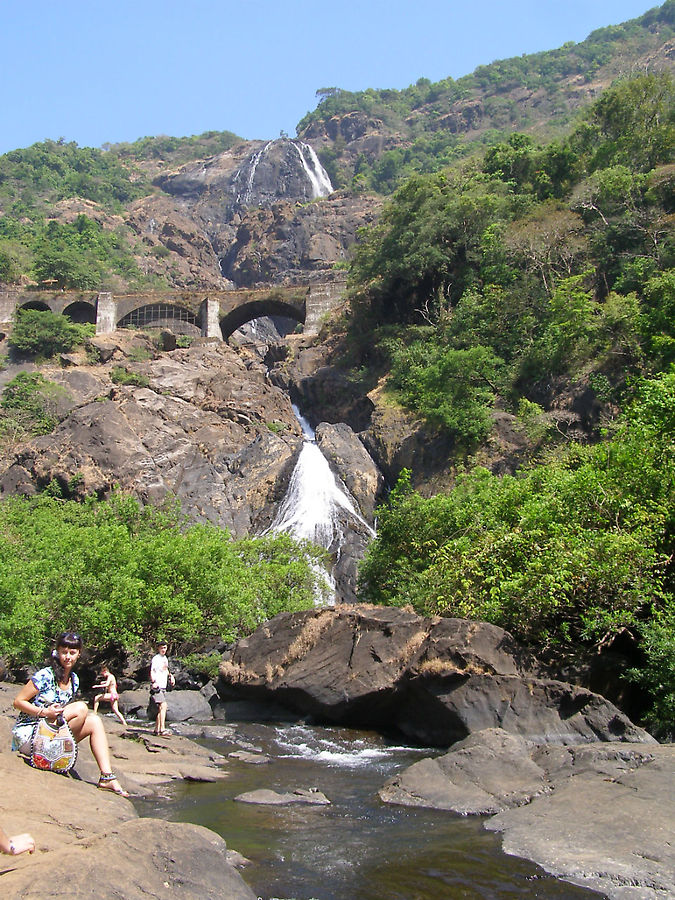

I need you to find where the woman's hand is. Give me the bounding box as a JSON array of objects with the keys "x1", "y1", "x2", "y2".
[
  {"x1": 0, "y1": 828, "x2": 35, "y2": 856},
  {"x1": 42, "y1": 704, "x2": 64, "y2": 722}
]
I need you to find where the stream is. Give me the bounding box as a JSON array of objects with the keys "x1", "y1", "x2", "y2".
[{"x1": 135, "y1": 720, "x2": 600, "y2": 900}]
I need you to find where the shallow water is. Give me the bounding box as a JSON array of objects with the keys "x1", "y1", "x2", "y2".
[{"x1": 135, "y1": 722, "x2": 599, "y2": 900}]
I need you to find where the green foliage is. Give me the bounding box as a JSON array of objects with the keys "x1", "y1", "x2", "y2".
[
  {"x1": 7, "y1": 308, "x2": 92, "y2": 357},
  {"x1": 0, "y1": 139, "x2": 150, "y2": 211},
  {"x1": 344, "y1": 71, "x2": 674, "y2": 445},
  {"x1": 388, "y1": 338, "x2": 502, "y2": 446},
  {"x1": 266, "y1": 420, "x2": 288, "y2": 434},
  {"x1": 0, "y1": 372, "x2": 66, "y2": 438},
  {"x1": 627, "y1": 608, "x2": 675, "y2": 739},
  {"x1": 110, "y1": 366, "x2": 150, "y2": 388},
  {"x1": 179, "y1": 652, "x2": 223, "y2": 681},
  {"x1": 641, "y1": 270, "x2": 675, "y2": 369},
  {"x1": 108, "y1": 130, "x2": 240, "y2": 166},
  {"x1": 31, "y1": 216, "x2": 143, "y2": 289},
  {"x1": 349, "y1": 169, "x2": 521, "y2": 328},
  {"x1": 572, "y1": 72, "x2": 675, "y2": 172},
  {"x1": 0, "y1": 492, "x2": 325, "y2": 665},
  {"x1": 358, "y1": 373, "x2": 675, "y2": 731}
]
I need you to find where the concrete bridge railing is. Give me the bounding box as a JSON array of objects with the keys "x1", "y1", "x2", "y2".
[{"x1": 0, "y1": 281, "x2": 347, "y2": 341}]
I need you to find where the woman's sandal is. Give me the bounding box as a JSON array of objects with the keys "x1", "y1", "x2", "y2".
[{"x1": 98, "y1": 772, "x2": 130, "y2": 797}]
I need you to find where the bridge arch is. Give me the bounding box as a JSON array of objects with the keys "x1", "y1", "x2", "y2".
[
  {"x1": 220, "y1": 297, "x2": 305, "y2": 341},
  {"x1": 63, "y1": 300, "x2": 96, "y2": 324},
  {"x1": 18, "y1": 300, "x2": 51, "y2": 313},
  {"x1": 117, "y1": 302, "x2": 200, "y2": 335}
]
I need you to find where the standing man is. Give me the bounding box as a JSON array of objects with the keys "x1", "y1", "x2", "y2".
[{"x1": 150, "y1": 641, "x2": 174, "y2": 736}]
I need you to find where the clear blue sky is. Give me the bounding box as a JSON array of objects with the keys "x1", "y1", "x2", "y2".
[{"x1": 0, "y1": 0, "x2": 662, "y2": 155}]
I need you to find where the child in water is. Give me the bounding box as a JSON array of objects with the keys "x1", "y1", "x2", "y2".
[{"x1": 92, "y1": 664, "x2": 127, "y2": 727}]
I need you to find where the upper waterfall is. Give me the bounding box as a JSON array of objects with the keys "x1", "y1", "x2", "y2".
[
  {"x1": 292, "y1": 142, "x2": 333, "y2": 199},
  {"x1": 232, "y1": 140, "x2": 273, "y2": 206},
  {"x1": 230, "y1": 138, "x2": 333, "y2": 209}
]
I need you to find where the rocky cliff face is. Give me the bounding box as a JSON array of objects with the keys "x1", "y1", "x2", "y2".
[
  {"x1": 120, "y1": 138, "x2": 383, "y2": 289},
  {"x1": 0, "y1": 331, "x2": 385, "y2": 602},
  {"x1": 0, "y1": 334, "x2": 304, "y2": 536}
]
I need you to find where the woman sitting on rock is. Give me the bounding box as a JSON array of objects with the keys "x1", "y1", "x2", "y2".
[{"x1": 11, "y1": 631, "x2": 129, "y2": 797}]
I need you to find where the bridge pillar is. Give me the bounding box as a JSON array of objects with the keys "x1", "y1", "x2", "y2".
[
  {"x1": 95, "y1": 292, "x2": 117, "y2": 334},
  {"x1": 200, "y1": 297, "x2": 222, "y2": 339},
  {"x1": 304, "y1": 281, "x2": 347, "y2": 335},
  {"x1": 0, "y1": 292, "x2": 17, "y2": 331}
]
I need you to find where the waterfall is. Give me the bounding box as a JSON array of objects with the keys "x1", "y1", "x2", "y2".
[
  {"x1": 233, "y1": 139, "x2": 333, "y2": 208},
  {"x1": 291, "y1": 142, "x2": 333, "y2": 199},
  {"x1": 232, "y1": 141, "x2": 273, "y2": 205},
  {"x1": 269, "y1": 405, "x2": 374, "y2": 603}
]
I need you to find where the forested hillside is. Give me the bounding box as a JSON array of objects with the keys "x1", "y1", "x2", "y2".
[{"x1": 342, "y1": 69, "x2": 674, "y2": 735}]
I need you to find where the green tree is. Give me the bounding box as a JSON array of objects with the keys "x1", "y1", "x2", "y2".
[
  {"x1": 0, "y1": 493, "x2": 326, "y2": 664},
  {"x1": 8, "y1": 309, "x2": 92, "y2": 357}
]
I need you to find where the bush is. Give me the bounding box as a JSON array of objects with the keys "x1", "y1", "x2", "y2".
[
  {"x1": 0, "y1": 492, "x2": 326, "y2": 665},
  {"x1": 110, "y1": 366, "x2": 150, "y2": 388},
  {"x1": 8, "y1": 309, "x2": 92, "y2": 358},
  {"x1": 0, "y1": 372, "x2": 67, "y2": 437}
]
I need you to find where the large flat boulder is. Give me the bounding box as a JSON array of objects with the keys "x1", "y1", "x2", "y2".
[
  {"x1": 0, "y1": 709, "x2": 255, "y2": 899},
  {"x1": 379, "y1": 727, "x2": 675, "y2": 900},
  {"x1": 217, "y1": 606, "x2": 655, "y2": 746}
]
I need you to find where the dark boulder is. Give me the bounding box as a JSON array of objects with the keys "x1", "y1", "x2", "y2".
[{"x1": 217, "y1": 606, "x2": 655, "y2": 747}]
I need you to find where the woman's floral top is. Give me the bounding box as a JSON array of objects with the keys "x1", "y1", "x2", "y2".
[{"x1": 14, "y1": 666, "x2": 79, "y2": 727}]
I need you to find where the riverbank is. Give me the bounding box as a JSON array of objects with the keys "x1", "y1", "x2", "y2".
[
  {"x1": 1, "y1": 679, "x2": 673, "y2": 899},
  {"x1": 0, "y1": 684, "x2": 255, "y2": 899}
]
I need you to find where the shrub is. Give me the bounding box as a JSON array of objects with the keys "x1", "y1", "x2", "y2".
[
  {"x1": 8, "y1": 309, "x2": 92, "y2": 358},
  {"x1": 110, "y1": 366, "x2": 150, "y2": 388},
  {"x1": 0, "y1": 372, "x2": 67, "y2": 436},
  {"x1": 0, "y1": 492, "x2": 325, "y2": 664}
]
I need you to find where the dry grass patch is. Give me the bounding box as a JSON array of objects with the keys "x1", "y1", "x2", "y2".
[
  {"x1": 219, "y1": 659, "x2": 259, "y2": 682},
  {"x1": 264, "y1": 662, "x2": 285, "y2": 683},
  {"x1": 381, "y1": 628, "x2": 428, "y2": 668},
  {"x1": 418, "y1": 656, "x2": 494, "y2": 677},
  {"x1": 283, "y1": 610, "x2": 335, "y2": 666}
]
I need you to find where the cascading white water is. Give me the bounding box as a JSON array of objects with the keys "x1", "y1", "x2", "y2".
[
  {"x1": 233, "y1": 139, "x2": 332, "y2": 207},
  {"x1": 233, "y1": 140, "x2": 273, "y2": 205},
  {"x1": 292, "y1": 142, "x2": 333, "y2": 199},
  {"x1": 269, "y1": 406, "x2": 374, "y2": 603}
]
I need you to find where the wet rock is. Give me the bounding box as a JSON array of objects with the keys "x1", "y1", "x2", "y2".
[
  {"x1": 486, "y1": 742, "x2": 675, "y2": 900},
  {"x1": 228, "y1": 750, "x2": 271, "y2": 764},
  {"x1": 314, "y1": 421, "x2": 384, "y2": 521},
  {"x1": 235, "y1": 787, "x2": 330, "y2": 805},
  {"x1": 379, "y1": 728, "x2": 548, "y2": 815}
]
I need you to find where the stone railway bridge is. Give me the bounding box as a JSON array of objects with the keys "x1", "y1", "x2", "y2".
[{"x1": 0, "y1": 280, "x2": 346, "y2": 341}]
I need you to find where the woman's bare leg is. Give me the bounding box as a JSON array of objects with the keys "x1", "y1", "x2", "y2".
[{"x1": 63, "y1": 702, "x2": 127, "y2": 794}]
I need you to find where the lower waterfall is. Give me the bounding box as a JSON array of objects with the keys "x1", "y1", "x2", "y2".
[{"x1": 268, "y1": 406, "x2": 374, "y2": 603}]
